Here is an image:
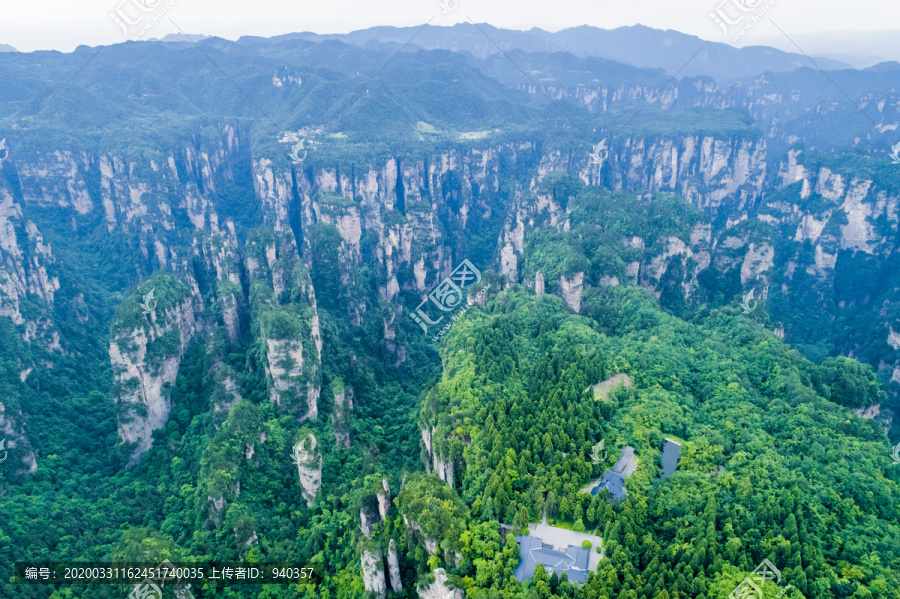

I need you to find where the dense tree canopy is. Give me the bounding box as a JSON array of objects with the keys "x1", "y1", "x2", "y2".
[{"x1": 417, "y1": 285, "x2": 900, "y2": 599}]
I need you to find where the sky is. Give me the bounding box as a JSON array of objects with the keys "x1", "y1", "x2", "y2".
[{"x1": 1, "y1": 0, "x2": 898, "y2": 53}]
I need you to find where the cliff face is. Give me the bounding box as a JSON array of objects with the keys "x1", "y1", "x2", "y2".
[
  {"x1": 361, "y1": 548, "x2": 387, "y2": 599},
  {"x1": 0, "y1": 189, "x2": 59, "y2": 327},
  {"x1": 750, "y1": 150, "x2": 900, "y2": 376},
  {"x1": 245, "y1": 229, "x2": 322, "y2": 421},
  {"x1": 421, "y1": 426, "x2": 455, "y2": 488},
  {"x1": 359, "y1": 502, "x2": 387, "y2": 598},
  {"x1": 387, "y1": 538, "x2": 403, "y2": 592},
  {"x1": 110, "y1": 277, "x2": 196, "y2": 462},
  {"x1": 0, "y1": 126, "x2": 802, "y2": 357},
  {"x1": 332, "y1": 380, "x2": 353, "y2": 448},
  {"x1": 264, "y1": 337, "x2": 314, "y2": 414},
  {"x1": 290, "y1": 432, "x2": 322, "y2": 507},
  {"x1": 763, "y1": 151, "x2": 896, "y2": 258},
  {"x1": 603, "y1": 136, "x2": 767, "y2": 218},
  {"x1": 195, "y1": 399, "x2": 265, "y2": 538},
  {"x1": 358, "y1": 477, "x2": 403, "y2": 595},
  {"x1": 282, "y1": 134, "x2": 766, "y2": 324},
  {"x1": 0, "y1": 401, "x2": 37, "y2": 475},
  {"x1": 376, "y1": 478, "x2": 391, "y2": 520},
  {"x1": 558, "y1": 272, "x2": 584, "y2": 313},
  {"x1": 517, "y1": 68, "x2": 900, "y2": 157},
  {"x1": 194, "y1": 223, "x2": 245, "y2": 344},
  {"x1": 1, "y1": 112, "x2": 897, "y2": 480},
  {"x1": 10, "y1": 129, "x2": 244, "y2": 288}
]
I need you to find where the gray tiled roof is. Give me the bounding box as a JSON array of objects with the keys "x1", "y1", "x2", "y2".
[
  {"x1": 661, "y1": 440, "x2": 681, "y2": 479},
  {"x1": 513, "y1": 535, "x2": 590, "y2": 584},
  {"x1": 591, "y1": 470, "x2": 627, "y2": 500},
  {"x1": 589, "y1": 445, "x2": 636, "y2": 500},
  {"x1": 612, "y1": 446, "x2": 637, "y2": 478}
]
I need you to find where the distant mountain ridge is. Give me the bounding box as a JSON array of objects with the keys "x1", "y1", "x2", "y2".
[
  {"x1": 270, "y1": 23, "x2": 851, "y2": 82},
  {"x1": 152, "y1": 33, "x2": 209, "y2": 43},
  {"x1": 752, "y1": 29, "x2": 900, "y2": 68}
]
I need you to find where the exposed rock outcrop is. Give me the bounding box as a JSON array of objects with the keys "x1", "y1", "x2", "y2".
[
  {"x1": 361, "y1": 548, "x2": 387, "y2": 599},
  {"x1": 421, "y1": 426, "x2": 454, "y2": 487},
  {"x1": 558, "y1": 272, "x2": 584, "y2": 313},
  {"x1": 387, "y1": 539, "x2": 403, "y2": 591},
  {"x1": 197, "y1": 400, "x2": 266, "y2": 530},
  {"x1": 358, "y1": 486, "x2": 394, "y2": 599},
  {"x1": 195, "y1": 223, "x2": 245, "y2": 344},
  {"x1": 264, "y1": 336, "x2": 318, "y2": 419},
  {"x1": 852, "y1": 404, "x2": 892, "y2": 433},
  {"x1": 433, "y1": 455, "x2": 454, "y2": 488},
  {"x1": 6, "y1": 115, "x2": 900, "y2": 499},
  {"x1": 211, "y1": 367, "x2": 242, "y2": 415},
  {"x1": 534, "y1": 270, "x2": 545, "y2": 296},
  {"x1": 312, "y1": 194, "x2": 363, "y2": 283},
  {"x1": 418, "y1": 568, "x2": 464, "y2": 599},
  {"x1": 404, "y1": 517, "x2": 439, "y2": 555},
  {"x1": 740, "y1": 242, "x2": 775, "y2": 285},
  {"x1": 377, "y1": 478, "x2": 391, "y2": 520},
  {"x1": 0, "y1": 401, "x2": 37, "y2": 474},
  {"x1": 110, "y1": 278, "x2": 196, "y2": 462},
  {"x1": 360, "y1": 506, "x2": 376, "y2": 537},
  {"x1": 332, "y1": 379, "x2": 353, "y2": 448},
  {"x1": 0, "y1": 190, "x2": 59, "y2": 326},
  {"x1": 249, "y1": 232, "x2": 322, "y2": 420},
  {"x1": 290, "y1": 432, "x2": 322, "y2": 507}
]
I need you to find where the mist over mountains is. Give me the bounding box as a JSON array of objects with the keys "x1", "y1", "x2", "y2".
[{"x1": 246, "y1": 22, "x2": 856, "y2": 81}]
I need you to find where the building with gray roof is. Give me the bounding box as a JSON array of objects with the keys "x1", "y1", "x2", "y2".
[
  {"x1": 590, "y1": 445, "x2": 636, "y2": 500},
  {"x1": 611, "y1": 445, "x2": 637, "y2": 478},
  {"x1": 661, "y1": 439, "x2": 681, "y2": 479},
  {"x1": 513, "y1": 535, "x2": 590, "y2": 584},
  {"x1": 591, "y1": 470, "x2": 627, "y2": 500}
]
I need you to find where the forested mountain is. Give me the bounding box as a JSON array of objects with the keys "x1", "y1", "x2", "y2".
[{"x1": 0, "y1": 23, "x2": 898, "y2": 599}]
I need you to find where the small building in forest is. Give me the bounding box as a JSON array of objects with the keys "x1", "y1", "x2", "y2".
[
  {"x1": 661, "y1": 439, "x2": 681, "y2": 479},
  {"x1": 591, "y1": 470, "x2": 626, "y2": 500},
  {"x1": 611, "y1": 446, "x2": 637, "y2": 478},
  {"x1": 590, "y1": 445, "x2": 636, "y2": 500},
  {"x1": 513, "y1": 535, "x2": 590, "y2": 584}
]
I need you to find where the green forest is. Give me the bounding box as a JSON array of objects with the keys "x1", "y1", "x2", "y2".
[{"x1": 2, "y1": 252, "x2": 898, "y2": 598}]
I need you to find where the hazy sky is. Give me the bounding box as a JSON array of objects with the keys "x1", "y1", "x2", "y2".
[{"x1": 2, "y1": 0, "x2": 897, "y2": 52}]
